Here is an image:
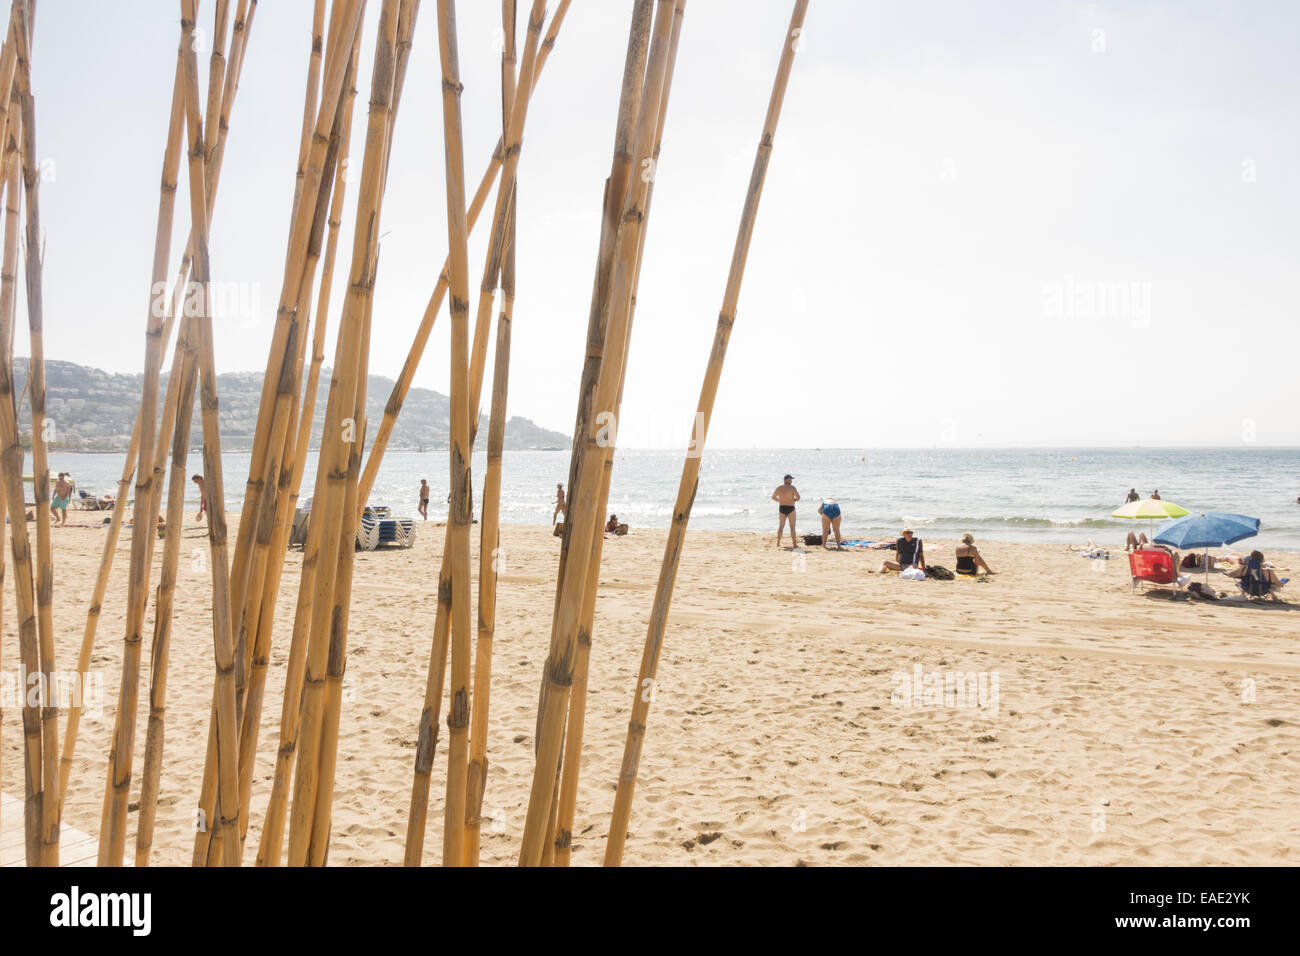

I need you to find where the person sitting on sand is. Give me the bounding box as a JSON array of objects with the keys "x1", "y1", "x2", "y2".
[
  {"x1": 605, "y1": 513, "x2": 619, "y2": 534},
  {"x1": 553, "y1": 483, "x2": 566, "y2": 525},
  {"x1": 771, "y1": 474, "x2": 800, "y2": 548},
  {"x1": 880, "y1": 528, "x2": 924, "y2": 573},
  {"x1": 954, "y1": 533, "x2": 995, "y2": 575},
  {"x1": 1227, "y1": 550, "x2": 1286, "y2": 598},
  {"x1": 192, "y1": 473, "x2": 207, "y2": 522},
  {"x1": 51, "y1": 472, "x2": 73, "y2": 526},
  {"x1": 817, "y1": 498, "x2": 843, "y2": 548}
]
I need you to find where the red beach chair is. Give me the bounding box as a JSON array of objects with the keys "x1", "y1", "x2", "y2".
[{"x1": 1129, "y1": 548, "x2": 1178, "y2": 593}]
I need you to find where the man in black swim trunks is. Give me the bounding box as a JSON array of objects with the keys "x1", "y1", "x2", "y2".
[{"x1": 771, "y1": 474, "x2": 800, "y2": 548}]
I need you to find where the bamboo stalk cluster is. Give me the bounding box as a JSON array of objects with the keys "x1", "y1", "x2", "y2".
[{"x1": 0, "y1": 0, "x2": 806, "y2": 868}]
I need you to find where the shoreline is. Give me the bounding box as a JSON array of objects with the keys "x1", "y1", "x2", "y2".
[{"x1": 29, "y1": 512, "x2": 1300, "y2": 560}]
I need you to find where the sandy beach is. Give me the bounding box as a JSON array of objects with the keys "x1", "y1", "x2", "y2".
[{"x1": 1, "y1": 514, "x2": 1295, "y2": 866}]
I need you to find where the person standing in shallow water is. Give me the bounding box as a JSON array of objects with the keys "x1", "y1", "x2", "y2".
[
  {"x1": 771, "y1": 474, "x2": 800, "y2": 548},
  {"x1": 418, "y1": 479, "x2": 430, "y2": 520},
  {"x1": 1126, "y1": 488, "x2": 1140, "y2": 503}
]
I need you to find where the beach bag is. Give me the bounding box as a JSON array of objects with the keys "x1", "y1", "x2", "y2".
[
  {"x1": 900, "y1": 567, "x2": 927, "y2": 581},
  {"x1": 925, "y1": 565, "x2": 954, "y2": 580},
  {"x1": 803, "y1": 533, "x2": 823, "y2": 546}
]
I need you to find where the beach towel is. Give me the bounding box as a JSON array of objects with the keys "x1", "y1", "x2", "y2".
[{"x1": 839, "y1": 539, "x2": 876, "y2": 549}]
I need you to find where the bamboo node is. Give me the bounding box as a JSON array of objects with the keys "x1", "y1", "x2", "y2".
[
  {"x1": 414, "y1": 709, "x2": 438, "y2": 771},
  {"x1": 447, "y1": 688, "x2": 468, "y2": 731}
]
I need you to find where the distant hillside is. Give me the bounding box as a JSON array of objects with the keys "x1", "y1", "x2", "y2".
[{"x1": 10, "y1": 358, "x2": 569, "y2": 453}]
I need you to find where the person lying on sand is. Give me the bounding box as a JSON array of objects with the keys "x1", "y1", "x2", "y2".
[
  {"x1": 1069, "y1": 540, "x2": 1109, "y2": 558},
  {"x1": 880, "y1": 528, "x2": 924, "y2": 573},
  {"x1": 955, "y1": 533, "x2": 995, "y2": 575}
]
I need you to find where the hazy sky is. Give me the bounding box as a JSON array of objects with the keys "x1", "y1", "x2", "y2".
[{"x1": 13, "y1": 0, "x2": 1300, "y2": 448}]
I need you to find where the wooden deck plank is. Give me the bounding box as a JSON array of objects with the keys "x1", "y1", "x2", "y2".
[{"x1": 0, "y1": 790, "x2": 119, "y2": 867}]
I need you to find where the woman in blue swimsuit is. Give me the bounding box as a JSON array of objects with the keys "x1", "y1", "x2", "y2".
[{"x1": 818, "y1": 498, "x2": 843, "y2": 548}]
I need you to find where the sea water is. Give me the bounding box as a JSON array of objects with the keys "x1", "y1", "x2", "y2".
[{"x1": 43, "y1": 446, "x2": 1300, "y2": 550}]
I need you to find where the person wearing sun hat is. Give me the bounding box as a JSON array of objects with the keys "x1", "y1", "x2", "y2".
[{"x1": 880, "y1": 527, "x2": 924, "y2": 573}]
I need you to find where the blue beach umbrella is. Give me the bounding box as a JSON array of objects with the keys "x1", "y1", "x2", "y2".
[{"x1": 1154, "y1": 511, "x2": 1260, "y2": 580}]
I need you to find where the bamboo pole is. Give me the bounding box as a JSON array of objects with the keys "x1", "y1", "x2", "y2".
[
  {"x1": 433, "y1": 0, "x2": 476, "y2": 868},
  {"x1": 239, "y1": 37, "x2": 359, "y2": 858},
  {"x1": 462, "y1": 0, "x2": 516, "y2": 865},
  {"x1": 305, "y1": 306, "x2": 370, "y2": 866},
  {"x1": 189, "y1": 0, "x2": 315, "y2": 866},
  {"x1": 136, "y1": 0, "x2": 251, "y2": 858},
  {"x1": 137, "y1": 1, "x2": 260, "y2": 867},
  {"x1": 518, "y1": 0, "x2": 678, "y2": 866},
  {"x1": 174, "y1": 0, "x2": 245, "y2": 867},
  {"x1": 0, "y1": 37, "x2": 37, "y2": 865},
  {"x1": 550, "y1": 0, "x2": 651, "y2": 645},
  {"x1": 11, "y1": 0, "x2": 59, "y2": 867},
  {"x1": 0, "y1": 6, "x2": 19, "y2": 847},
  {"x1": 552, "y1": 0, "x2": 684, "y2": 865},
  {"x1": 606, "y1": 0, "x2": 807, "y2": 865},
  {"x1": 302, "y1": 0, "x2": 414, "y2": 865},
  {"x1": 0, "y1": 185, "x2": 40, "y2": 865},
  {"x1": 286, "y1": 0, "x2": 400, "y2": 867},
  {"x1": 221, "y1": 0, "x2": 363, "y2": 732},
  {"x1": 195, "y1": 0, "x2": 362, "y2": 868},
  {"x1": 95, "y1": 15, "x2": 195, "y2": 865},
  {"x1": 356, "y1": 0, "x2": 570, "y2": 507},
  {"x1": 133, "y1": 312, "x2": 199, "y2": 867},
  {"x1": 225, "y1": 0, "x2": 346, "y2": 748},
  {"x1": 224, "y1": 2, "x2": 359, "y2": 845},
  {"x1": 71, "y1": 0, "x2": 257, "y2": 815},
  {"x1": 401, "y1": 0, "x2": 549, "y2": 867},
  {"x1": 445, "y1": 0, "x2": 544, "y2": 868},
  {"x1": 254, "y1": 33, "x2": 360, "y2": 868},
  {"x1": 527, "y1": 2, "x2": 652, "y2": 867}
]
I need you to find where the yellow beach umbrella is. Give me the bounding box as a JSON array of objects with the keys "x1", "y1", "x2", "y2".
[{"x1": 1111, "y1": 498, "x2": 1191, "y2": 539}]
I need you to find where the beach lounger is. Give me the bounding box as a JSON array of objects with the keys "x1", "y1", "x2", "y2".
[
  {"x1": 356, "y1": 512, "x2": 416, "y2": 551},
  {"x1": 289, "y1": 508, "x2": 310, "y2": 549},
  {"x1": 1128, "y1": 548, "x2": 1180, "y2": 594},
  {"x1": 75, "y1": 490, "x2": 102, "y2": 511}
]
